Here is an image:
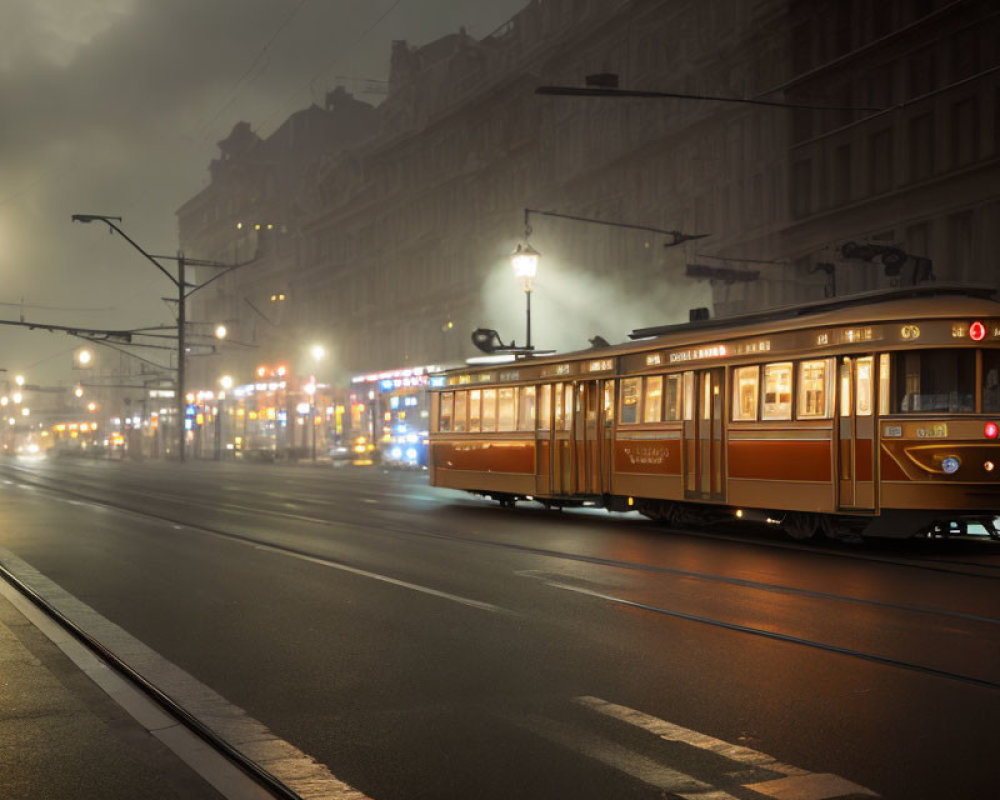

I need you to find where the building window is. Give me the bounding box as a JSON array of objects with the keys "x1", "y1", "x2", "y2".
[
  {"x1": 833, "y1": 144, "x2": 852, "y2": 205},
  {"x1": 951, "y1": 98, "x2": 979, "y2": 168},
  {"x1": 791, "y1": 159, "x2": 812, "y2": 218},
  {"x1": 732, "y1": 366, "x2": 759, "y2": 421},
  {"x1": 909, "y1": 113, "x2": 934, "y2": 181},
  {"x1": 869, "y1": 128, "x2": 893, "y2": 194}
]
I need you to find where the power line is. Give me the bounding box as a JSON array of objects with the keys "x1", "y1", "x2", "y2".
[{"x1": 194, "y1": 0, "x2": 311, "y2": 139}]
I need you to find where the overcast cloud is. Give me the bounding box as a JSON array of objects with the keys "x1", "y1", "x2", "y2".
[{"x1": 0, "y1": 0, "x2": 525, "y2": 384}]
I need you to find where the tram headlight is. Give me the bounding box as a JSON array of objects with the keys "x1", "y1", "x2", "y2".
[
  {"x1": 941, "y1": 456, "x2": 961, "y2": 474},
  {"x1": 985, "y1": 461, "x2": 996, "y2": 473},
  {"x1": 985, "y1": 422, "x2": 999, "y2": 439}
]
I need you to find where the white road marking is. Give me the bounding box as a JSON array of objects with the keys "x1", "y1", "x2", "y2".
[
  {"x1": 576, "y1": 696, "x2": 807, "y2": 776},
  {"x1": 0, "y1": 549, "x2": 372, "y2": 800},
  {"x1": 517, "y1": 713, "x2": 740, "y2": 799},
  {"x1": 746, "y1": 773, "x2": 879, "y2": 800},
  {"x1": 576, "y1": 696, "x2": 879, "y2": 799},
  {"x1": 250, "y1": 542, "x2": 509, "y2": 614}
]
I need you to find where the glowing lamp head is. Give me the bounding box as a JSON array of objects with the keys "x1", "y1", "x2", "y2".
[
  {"x1": 969, "y1": 320, "x2": 986, "y2": 342},
  {"x1": 511, "y1": 243, "x2": 540, "y2": 284},
  {"x1": 985, "y1": 422, "x2": 999, "y2": 439}
]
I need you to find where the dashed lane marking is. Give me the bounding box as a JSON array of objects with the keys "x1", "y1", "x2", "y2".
[
  {"x1": 516, "y1": 713, "x2": 741, "y2": 799},
  {"x1": 576, "y1": 696, "x2": 879, "y2": 799}
]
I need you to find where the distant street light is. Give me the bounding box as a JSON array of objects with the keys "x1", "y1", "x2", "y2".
[
  {"x1": 74, "y1": 386, "x2": 84, "y2": 398},
  {"x1": 75, "y1": 347, "x2": 93, "y2": 367},
  {"x1": 310, "y1": 344, "x2": 326, "y2": 363},
  {"x1": 73, "y1": 213, "x2": 258, "y2": 462},
  {"x1": 215, "y1": 324, "x2": 228, "y2": 340},
  {"x1": 11, "y1": 392, "x2": 22, "y2": 404},
  {"x1": 14, "y1": 374, "x2": 25, "y2": 386}
]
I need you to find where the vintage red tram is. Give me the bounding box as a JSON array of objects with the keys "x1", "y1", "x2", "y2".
[{"x1": 428, "y1": 286, "x2": 1000, "y2": 540}]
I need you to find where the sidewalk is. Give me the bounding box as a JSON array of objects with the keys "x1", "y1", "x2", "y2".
[{"x1": 0, "y1": 589, "x2": 225, "y2": 800}]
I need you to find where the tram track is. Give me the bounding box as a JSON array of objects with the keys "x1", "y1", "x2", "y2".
[
  {"x1": 3, "y1": 463, "x2": 999, "y2": 692},
  {"x1": 0, "y1": 559, "x2": 305, "y2": 800}
]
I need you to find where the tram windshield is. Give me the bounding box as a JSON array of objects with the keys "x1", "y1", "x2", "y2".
[{"x1": 892, "y1": 349, "x2": 975, "y2": 413}]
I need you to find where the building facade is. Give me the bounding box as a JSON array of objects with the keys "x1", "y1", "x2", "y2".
[{"x1": 177, "y1": 0, "x2": 1000, "y2": 388}]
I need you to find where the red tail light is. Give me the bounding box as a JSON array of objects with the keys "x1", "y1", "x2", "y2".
[
  {"x1": 986, "y1": 422, "x2": 999, "y2": 439},
  {"x1": 970, "y1": 320, "x2": 986, "y2": 341}
]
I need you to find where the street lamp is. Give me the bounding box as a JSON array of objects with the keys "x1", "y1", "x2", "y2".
[
  {"x1": 73, "y1": 213, "x2": 257, "y2": 462},
  {"x1": 217, "y1": 374, "x2": 233, "y2": 460},
  {"x1": 511, "y1": 243, "x2": 540, "y2": 350}
]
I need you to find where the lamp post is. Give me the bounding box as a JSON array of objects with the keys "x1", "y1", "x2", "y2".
[
  {"x1": 217, "y1": 375, "x2": 233, "y2": 460},
  {"x1": 73, "y1": 214, "x2": 256, "y2": 462},
  {"x1": 510, "y1": 243, "x2": 539, "y2": 350},
  {"x1": 308, "y1": 345, "x2": 325, "y2": 462}
]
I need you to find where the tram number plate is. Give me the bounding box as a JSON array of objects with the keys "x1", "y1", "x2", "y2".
[
  {"x1": 883, "y1": 425, "x2": 903, "y2": 437},
  {"x1": 915, "y1": 424, "x2": 948, "y2": 439}
]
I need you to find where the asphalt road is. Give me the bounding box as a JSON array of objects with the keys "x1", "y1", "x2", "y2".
[{"x1": 1, "y1": 456, "x2": 997, "y2": 799}]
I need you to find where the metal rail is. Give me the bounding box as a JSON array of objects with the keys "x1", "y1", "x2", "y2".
[{"x1": 0, "y1": 560, "x2": 304, "y2": 800}]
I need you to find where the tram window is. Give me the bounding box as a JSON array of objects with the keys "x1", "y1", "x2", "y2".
[
  {"x1": 732, "y1": 366, "x2": 759, "y2": 421},
  {"x1": 482, "y1": 388, "x2": 498, "y2": 431},
  {"x1": 840, "y1": 361, "x2": 852, "y2": 416},
  {"x1": 856, "y1": 357, "x2": 873, "y2": 416},
  {"x1": 621, "y1": 377, "x2": 641, "y2": 424},
  {"x1": 797, "y1": 359, "x2": 832, "y2": 419},
  {"x1": 643, "y1": 376, "x2": 663, "y2": 422},
  {"x1": 983, "y1": 351, "x2": 1000, "y2": 413},
  {"x1": 553, "y1": 383, "x2": 565, "y2": 430},
  {"x1": 497, "y1": 388, "x2": 516, "y2": 431},
  {"x1": 538, "y1": 385, "x2": 552, "y2": 428},
  {"x1": 664, "y1": 375, "x2": 682, "y2": 421},
  {"x1": 604, "y1": 382, "x2": 614, "y2": 426},
  {"x1": 454, "y1": 391, "x2": 468, "y2": 432},
  {"x1": 879, "y1": 354, "x2": 891, "y2": 415},
  {"x1": 893, "y1": 349, "x2": 975, "y2": 413},
  {"x1": 517, "y1": 386, "x2": 536, "y2": 430},
  {"x1": 469, "y1": 389, "x2": 482, "y2": 432},
  {"x1": 563, "y1": 384, "x2": 575, "y2": 430},
  {"x1": 683, "y1": 372, "x2": 695, "y2": 420},
  {"x1": 439, "y1": 392, "x2": 454, "y2": 432},
  {"x1": 762, "y1": 362, "x2": 793, "y2": 420}
]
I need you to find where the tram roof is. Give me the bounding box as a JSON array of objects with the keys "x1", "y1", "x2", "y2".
[
  {"x1": 461, "y1": 284, "x2": 1000, "y2": 372},
  {"x1": 628, "y1": 284, "x2": 998, "y2": 340}
]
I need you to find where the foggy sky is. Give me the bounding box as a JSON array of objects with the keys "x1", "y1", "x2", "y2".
[{"x1": 0, "y1": 0, "x2": 525, "y2": 385}]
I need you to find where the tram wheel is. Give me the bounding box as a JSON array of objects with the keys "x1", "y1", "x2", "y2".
[{"x1": 783, "y1": 512, "x2": 819, "y2": 540}]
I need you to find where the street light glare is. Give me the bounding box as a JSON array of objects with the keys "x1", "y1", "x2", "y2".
[
  {"x1": 220, "y1": 375, "x2": 234, "y2": 390},
  {"x1": 215, "y1": 324, "x2": 228, "y2": 340},
  {"x1": 76, "y1": 348, "x2": 93, "y2": 366},
  {"x1": 14, "y1": 374, "x2": 25, "y2": 386},
  {"x1": 311, "y1": 344, "x2": 325, "y2": 362}
]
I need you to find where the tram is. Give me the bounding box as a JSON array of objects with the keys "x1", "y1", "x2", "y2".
[{"x1": 427, "y1": 286, "x2": 1000, "y2": 540}]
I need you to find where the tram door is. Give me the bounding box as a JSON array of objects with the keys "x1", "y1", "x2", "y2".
[
  {"x1": 570, "y1": 380, "x2": 608, "y2": 496},
  {"x1": 837, "y1": 356, "x2": 877, "y2": 510},
  {"x1": 550, "y1": 382, "x2": 573, "y2": 495},
  {"x1": 684, "y1": 368, "x2": 726, "y2": 501}
]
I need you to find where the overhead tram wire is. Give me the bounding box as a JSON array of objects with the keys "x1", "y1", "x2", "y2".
[
  {"x1": 255, "y1": 0, "x2": 408, "y2": 133},
  {"x1": 194, "y1": 0, "x2": 312, "y2": 140}
]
